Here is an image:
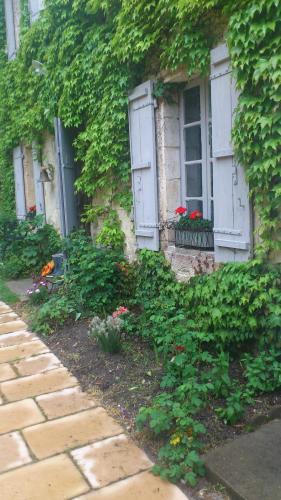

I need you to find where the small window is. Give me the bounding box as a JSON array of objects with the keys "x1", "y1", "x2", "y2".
[{"x1": 181, "y1": 81, "x2": 213, "y2": 221}]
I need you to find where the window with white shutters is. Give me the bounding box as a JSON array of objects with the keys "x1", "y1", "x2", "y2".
[{"x1": 180, "y1": 80, "x2": 213, "y2": 221}]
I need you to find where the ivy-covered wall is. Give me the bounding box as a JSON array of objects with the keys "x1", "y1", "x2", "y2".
[{"x1": 0, "y1": 0, "x2": 280, "y2": 257}]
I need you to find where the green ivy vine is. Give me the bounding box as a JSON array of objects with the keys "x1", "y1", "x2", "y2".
[{"x1": 0, "y1": 0, "x2": 280, "y2": 256}]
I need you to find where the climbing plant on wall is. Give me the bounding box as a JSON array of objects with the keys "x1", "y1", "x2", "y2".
[{"x1": 0, "y1": 0, "x2": 280, "y2": 255}]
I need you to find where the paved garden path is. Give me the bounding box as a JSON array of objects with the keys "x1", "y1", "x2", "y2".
[{"x1": 0, "y1": 301, "x2": 188, "y2": 500}]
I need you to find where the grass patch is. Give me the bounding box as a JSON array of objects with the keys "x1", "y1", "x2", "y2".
[{"x1": 0, "y1": 278, "x2": 19, "y2": 304}]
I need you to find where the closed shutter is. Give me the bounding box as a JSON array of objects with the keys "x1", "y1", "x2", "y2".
[
  {"x1": 31, "y1": 144, "x2": 45, "y2": 217},
  {"x1": 128, "y1": 80, "x2": 159, "y2": 251},
  {"x1": 210, "y1": 44, "x2": 252, "y2": 262},
  {"x1": 54, "y1": 118, "x2": 78, "y2": 237},
  {"x1": 13, "y1": 146, "x2": 26, "y2": 219},
  {"x1": 28, "y1": 0, "x2": 44, "y2": 23},
  {"x1": 4, "y1": 0, "x2": 16, "y2": 60}
]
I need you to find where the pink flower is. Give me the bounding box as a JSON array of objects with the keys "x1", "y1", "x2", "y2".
[{"x1": 112, "y1": 306, "x2": 129, "y2": 318}]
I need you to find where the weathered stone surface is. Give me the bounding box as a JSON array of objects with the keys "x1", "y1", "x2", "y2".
[
  {"x1": 1, "y1": 367, "x2": 77, "y2": 401},
  {"x1": 0, "y1": 363, "x2": 16, "y2": 382},
  {"x1": 0, "y1": 320, "x2": 27, "y2": 335},
  {"x1": 0, "y1": 339, "x2": 48, "y2": 364},
  {"x1": 0, "y1": 454, "x2": 89, "y2": 500},
  {"x1": 71, "y1": 434, "x2": 152, "y2": 489},
  {"x1": 0, "y1": 432, "x2": 32, "y2": 473},
  {"x1": 23, "y1": 407, "x2": 123, "y2": 459},
  {"x1": 14, "y1": 352, "x2": 61, "y2": 376},
  {"x1": 0, "y1": 312, "x2": 18, "y2": 324},
  {"x1": 0, "y1": 330, "x2": 36, "y2": 348},
  {"x1": 0, "y1": 305, "x2": 12, "y2": 314},
  {"x1": 0, "y1": 399, "x2": 45, "y2": 434},
  {"x1": 204, "y1": 419, "x2": 281, "y2": 500},
  {"x1": 36, "y1": 386, "x2": 96, "y2": 419},
  {"x1": 74, "y1": 470, "x2": 188, "y2": 500}
]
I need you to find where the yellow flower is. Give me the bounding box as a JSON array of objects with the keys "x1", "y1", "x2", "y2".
[{"x1": 170, "y1": 435, "x2": 181, "y2": 446}]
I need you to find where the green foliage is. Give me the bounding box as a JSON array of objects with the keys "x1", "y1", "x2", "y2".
[
  {"x1": 95, "y1": 209, "x2": 125, "y2": 250},
  {"x1": 64, "y1": 230, "x2": 124, "y2": 313},
  {"x1": 0, "y1": 278, "x2": 19, "y2": 304},
  {"x1": 0, "y1": 0, "x2": 280, "y2": 252},
  {"x1": 30, "y1": 293, "x2": 76, "y2": 335},
  {"x1": 127, "y1": 252, "x2": 281, "y2": 484},
  {"x1": 229, "y1": 0, "x2": 281, "y2": 255},
  {"x1": 0, "y1": 216, "x2": 61, "y2": 278}
]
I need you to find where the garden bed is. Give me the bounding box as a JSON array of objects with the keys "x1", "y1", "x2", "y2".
[{"x1": 14, "y1": 300, "x2": 280, "y2": 500}]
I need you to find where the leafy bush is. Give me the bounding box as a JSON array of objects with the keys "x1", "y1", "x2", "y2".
[
  {"x1": 30, "y1": 293, "x2": 76, "y2": 335},
  {"x1": 125, "y1": 252, "x2": 281, "y2": 485},
  {"x1": 0, "y1": 216, "x2": 61, "y2": 278},
  {"x1": 63, "y1": 230, "x2": 124, "y2": 313}
]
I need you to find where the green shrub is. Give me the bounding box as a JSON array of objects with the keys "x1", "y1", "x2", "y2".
[
  {"x1": 30, "y1": 293, "x2": 76, "y2": 335},
  {"x1": 64, "y1": 230, "x2": 124, "y2": 313},
  {"x1": 128, "y1": 252, "x2": 281, "y2": 485},
  {"x1": 1, "y1": 216, "x2": 61, "y2": 278}
]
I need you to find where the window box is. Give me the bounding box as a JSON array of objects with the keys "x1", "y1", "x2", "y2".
[{"x1": 175, "y1": 227, "x2": 214, "y2": 250}]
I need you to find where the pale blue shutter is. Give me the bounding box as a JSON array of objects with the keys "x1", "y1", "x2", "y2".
[
  {"x1": 4, "y1": 0, "x2": 16, "y2": 60},
  {"x1": 13, "y1": 146, "x2": 26, "y2": 219},
  {"x1": 128, "y1": 80, "x2": 159, "y2": 251},
  {"x1": 32, "y1": 144, "x2": 45, "y2": 217},
  {"x1": 211, "y1": 44, "x2": 252, "y2": 262},
  {"x1": 54, "y1": 118, "x2": 78, "y2": 237},
  {"x1": 28, "y1": 0, "x2": 44, "y2": 23}
]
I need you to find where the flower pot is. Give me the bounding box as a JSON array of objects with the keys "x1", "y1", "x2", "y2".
[{"x1": 175, "y1": 228, "x2": 214, "y2": 250}]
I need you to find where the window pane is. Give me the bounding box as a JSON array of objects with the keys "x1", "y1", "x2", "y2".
[
  {"x1": 185, "y1": 126, "x2": 202, "y2": 161},
  {"x1": 186, "y1": 164, "x2": 202, "y2": 197},
  {"x1": 184, "y1": 86, "x2": 200, "y2": 124},
  {"x1": 186, "y1": 199, "x2": 203, "y2": 214}
]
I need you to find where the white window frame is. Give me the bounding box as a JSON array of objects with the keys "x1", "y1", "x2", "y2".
[{"x1": 180, "y1": 78, "x2": 213, "y2": 221}]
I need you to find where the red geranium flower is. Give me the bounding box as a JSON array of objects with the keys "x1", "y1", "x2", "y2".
[
  {"x1": 175, "y1": 345, "x2": 185, "y2": 352},
  {"x1": 29, "y1": 205, "x2": 36, "y2": 213},
  {"x1": 189, "y1": 210, "x2": 203, "y2": 220},
  {"x1": 175, "y1": 206, "x2": 187, "y2": 215}
]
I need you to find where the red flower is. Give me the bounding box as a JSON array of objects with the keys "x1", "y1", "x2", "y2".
[
  {"x1": 175, "y1": 345, "x2": 185, "y2": 352},
  {"x1": 175, "y1": 206, "x2": 187, "y2": 215},
  {"x1": 112, "y1": 306, "x2": 129, "y2": 318},
  {"x1": 189, "y1": 210, "x2": 203, "y2": 220},
  {"x1": 29, "y1": 205, "x2": 36, "y2": 213}
]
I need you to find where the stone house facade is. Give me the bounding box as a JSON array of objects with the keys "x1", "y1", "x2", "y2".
[{"x1": 4, "y1": 1, "x2": 278, "y2": 280}]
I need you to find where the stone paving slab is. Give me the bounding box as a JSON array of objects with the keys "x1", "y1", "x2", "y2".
[
  {"x1": 0, "y1": 432, "x2": 32, "y2": 473},
  {"x1": 204, "y1": 419, "x2": 281, "y2": 500},
  {"x1": 0, "y1": 320, "x2": 27, "y2": 334},
  {"x1": 14, "y1": 352, "x2": 62, "y2": 376},
  {"x1": 36, "y1": 386, "x2": 96, "y2": 419},
  {"x1": 0, "y1": 301, "x2": 189, "y2": 500},
  {"x1": 0, "y1": 312, "x2": 18, "y2": 324},
  {"x1": 0, "y1": 454, "x2": 89, "y2": 500},
  {"x1": 75, "y1": 470, "x2": 189, "y2": 500},
  {"x1": 0, "y1": 339, "x2": 48, "y2": 364},
  {"x1": 0, "y1": 399, "x2": 45, "y2": 434},
  {"x1": 71, "y1": 434, "x2": 153, "y2": 489},
  {"x1": 1, "y1": 366, "x2": 77, "y2": 401},
  {"x1": 0, "y1": 330, "x2": 36, "y2": 347}
]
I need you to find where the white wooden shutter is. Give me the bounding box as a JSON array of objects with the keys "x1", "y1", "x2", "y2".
[
  {"x1": 31, "y1": 144, "x2": 45, "y2": 217},
  {"x1": 128, "y1": 80, "x2": 159, "y2": 251},
  {"x1": 28, "y1": 0, "x2": 44, "y2": 23},
  {"x1": 13, "y1": 146, "x2": 26, "y2": 219},
  {"x1": 4, "y1": 0, "x2": 16, "y2": 60},
  {"x1": 54, "y1": 118, "x2": 78, "y2": 237},
  {"x1": 210, "y1": 44, "x2": 252, "y2": 262}
]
